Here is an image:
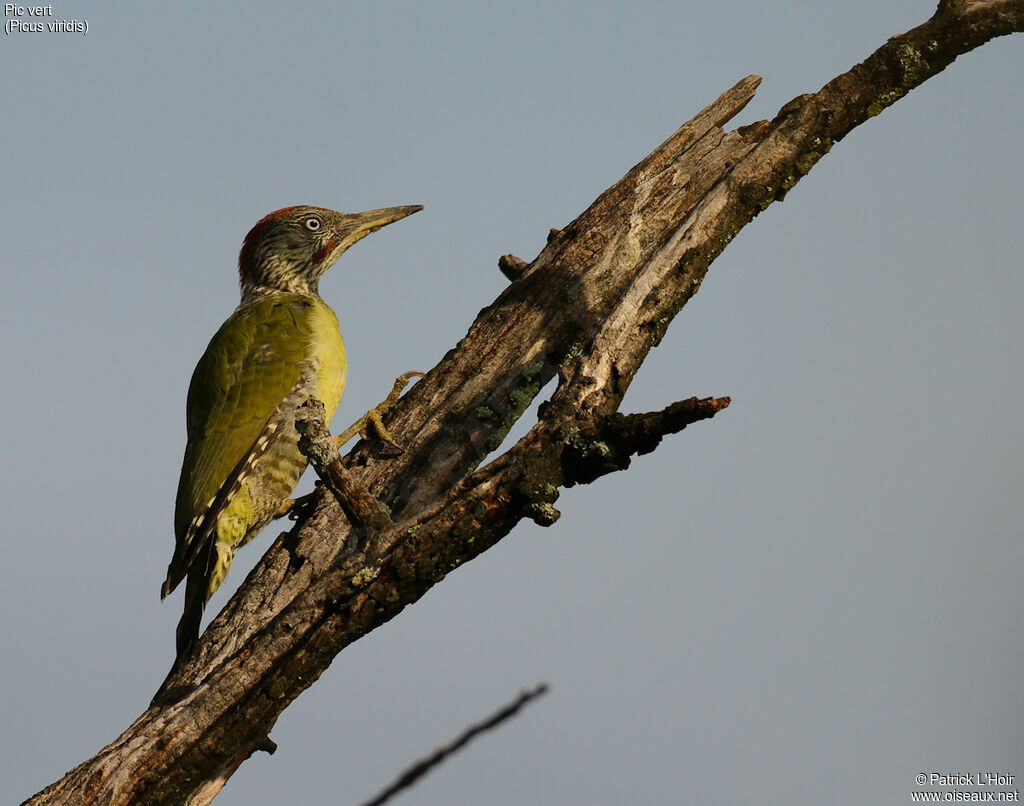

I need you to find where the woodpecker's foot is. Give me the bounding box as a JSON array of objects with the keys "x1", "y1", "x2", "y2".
[
  {"x1": 334, "y1": 370, "x2": 425, "y2": 452},
  {"x1": 273, "y1": 489, "x2": 321, "y2": 521},
  {"x1": 273, "y1": 498, "x2": 297, "y2": 519}
]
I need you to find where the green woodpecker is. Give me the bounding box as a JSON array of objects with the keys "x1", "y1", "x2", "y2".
[{"x1": 161, "y1": 203, "x2": 421, "y2": 665}]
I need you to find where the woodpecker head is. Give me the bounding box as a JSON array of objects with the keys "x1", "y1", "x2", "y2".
[{"x1": 238, "y1": 204, "x2": 422, "y2": 298}]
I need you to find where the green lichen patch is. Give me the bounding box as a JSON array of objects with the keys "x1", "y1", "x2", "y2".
[
  {"x1": 894, "y1": 41, "x2": 930, "y2": 86},
  {"x1": 351, "y1": 567, "x2": 379, "y2": 588},
  {"x1": 482, "y1": 362, "x2": 550, "y2": 452}
]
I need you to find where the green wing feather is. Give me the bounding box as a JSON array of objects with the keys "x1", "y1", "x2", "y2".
[{"x1": 165, "y1": 295, "x2": 321, "y2": 595}]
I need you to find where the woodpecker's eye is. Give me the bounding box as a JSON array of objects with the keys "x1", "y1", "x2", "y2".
[{"x1": 304, "y1": 216, "x2": 322, "y2": 232}]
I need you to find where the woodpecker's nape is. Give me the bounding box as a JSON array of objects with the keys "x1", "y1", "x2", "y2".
[{"x1": 161, "y1": 203, "x2": 421, "y2": 670}]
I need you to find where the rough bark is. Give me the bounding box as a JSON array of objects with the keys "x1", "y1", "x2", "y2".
[{"x1": 25, "y1": 2, "x2": 1023, "y2": 804}]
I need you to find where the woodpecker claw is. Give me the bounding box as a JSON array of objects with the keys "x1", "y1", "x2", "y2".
[
  {"x1": 273, "y1": 498, "x2": 297, "y2": 518},
  {"x1": 334, "y1": 370, "x2": 425, "y2": 452},
  {"x1": 272, "y1": 491, "x2": 321, "y2": 521}
]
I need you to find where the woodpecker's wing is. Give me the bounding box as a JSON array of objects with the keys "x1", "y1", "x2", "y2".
[{"x1": 162, "y1": 295, "x2": 321, "y2": 598}]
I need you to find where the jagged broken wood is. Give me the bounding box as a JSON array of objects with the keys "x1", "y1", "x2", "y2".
[{"x1": 25, "y1": 2, "x2": 1023, "y2": 804}]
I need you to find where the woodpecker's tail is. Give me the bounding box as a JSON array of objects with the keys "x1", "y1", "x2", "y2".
[
  {"x1": 174, "y1": 567, "x2": 207, "y2": 666},
  {"x1": 152, "y1": 551, "x2": 214, "y2": 705}
]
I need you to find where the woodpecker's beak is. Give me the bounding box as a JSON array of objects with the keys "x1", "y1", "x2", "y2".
[{"x1": 342, "y1": 205, "x2": 423, "y2": 247}]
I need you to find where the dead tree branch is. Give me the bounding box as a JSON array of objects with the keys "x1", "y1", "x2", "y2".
[
  {"x1": 25, "y1": 2, "x2": 1023, "y2": 804},
  {"x1": 294, "y1": 398, "x2": 394, "y2": 533},
  {"x1": 357, "y1": 684, "x2": 549, "y2": 806}
]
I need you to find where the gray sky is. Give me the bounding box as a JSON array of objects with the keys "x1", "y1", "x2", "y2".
[{"x1": 3, "y1": 2, "x2": 1022, "y2": 804}]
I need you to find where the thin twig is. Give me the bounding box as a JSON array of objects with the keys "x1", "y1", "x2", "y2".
[{"x1": 358, "y1": 684, "x2": 550, "y2": 806}]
